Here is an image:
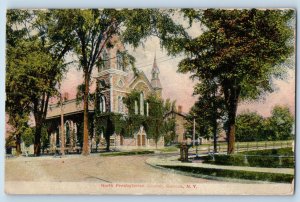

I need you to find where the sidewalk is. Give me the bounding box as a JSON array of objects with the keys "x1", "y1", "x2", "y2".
[{"x1": 146, "y1": 155, "x2": 294, "y2": 175}]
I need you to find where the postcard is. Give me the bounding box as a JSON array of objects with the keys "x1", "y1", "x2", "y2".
[{"x1": 5, "y1": 8, "x2": 295, "y2": 195}]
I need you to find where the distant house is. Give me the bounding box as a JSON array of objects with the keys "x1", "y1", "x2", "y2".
[{"x1": 164, "y1": 105, "x2": 188, "y2": 144}]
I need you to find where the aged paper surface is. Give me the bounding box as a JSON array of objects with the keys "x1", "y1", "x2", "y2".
[{"x1": 5, "y1": 8, "x2": 295, "y2": 195}]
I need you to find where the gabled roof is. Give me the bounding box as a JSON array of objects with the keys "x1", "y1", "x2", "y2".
[{"x1": 128, "y1": 70, "x2": 154, "y2": 91}]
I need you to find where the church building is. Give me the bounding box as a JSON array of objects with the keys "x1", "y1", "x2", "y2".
[{"x1": 45, "y1": 38, "x2": 166, "y2": 153}]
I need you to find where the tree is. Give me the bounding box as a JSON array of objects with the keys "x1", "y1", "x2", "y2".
[
  {"x1": 123, "y1": 91, "x2": 176, "y2": 148},
  {"x1": 6, "y1": 10, "x2": 32, "y2": 155},
  {"x1": 268, "y1": 105, "x2": 294, "y2": 140},
  {"x1": 184, "y1": 77, "x2": 225, "y2": 153},
  {"x1": 235, "y1": 106, "x2": 294, "y2": 141},
  {"x1": 235, "y1": 111, "x2": 265, "y2": 142},
  {"x1": 162, "y1": 99, "x2": 177, "y2": 145},
  {"x1": 22, "y1": 127, "x2": 34, "y2": 148},
  {"x1": 196, "y1": 79, "x2": 225, "y2": 152},
  {"x1": 147, "y1": 95, "x2": 165, "y2": 148},
  {"x1": 6, "y1": 10, "x2": 73, "y2": 156},
  {"x1": 166, "y1": 9, "x2": 294, "y2": 153}
]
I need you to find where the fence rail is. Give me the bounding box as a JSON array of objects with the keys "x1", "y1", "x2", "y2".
[{"x1": 189, "y1": 140, "x2": 294, "y2": 154}]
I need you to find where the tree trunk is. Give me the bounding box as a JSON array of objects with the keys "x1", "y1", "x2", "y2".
[
  {"x1": 15, "y1": 133, "x2": 22, "y2": 155},
  {"x1": 34, "y1": 124, "x2": 42, "y2": 156},
  {"x1": 105, "y1": 135, "x2": 110, "y2": 152},
  {"x1": 213, "y1": 119, "x2": 218, "y2": 153},
  {"x1": 227, "y1": 118, "x2": 235, "y2": 154},
  {"x1": 105, "y1": 118, "x2": 113, "y2": 152},
  {"x1": 226, "y1": 87, "x2": 240, "y2": 154},
  {"x1": 82, "y1": 71, "x2": 90, "y2": 156}
]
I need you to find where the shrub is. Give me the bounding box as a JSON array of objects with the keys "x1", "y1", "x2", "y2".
[
  {"x1": 203, "y1": 148, "x2": 295, "y2": 168},
  {"x1": 101, "y1": 150, "x2": 154, "y2": 156},
  {"x1": 241, "y1": 147, "x2": 294, "y2": 156},
  {"x1": 161, "y1": 165, "x2": 294, "y2": 183}
]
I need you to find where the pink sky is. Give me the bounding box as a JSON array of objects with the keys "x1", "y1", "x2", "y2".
[
  {"x1": 58, "y1": 14, "x2": 295, "y2": 117},
  {"x1": 60, "y1": 36, "x2": 295, "y2": 117},
  {"x1": 57, "y1": 15, "x2": 295, "y2": 118}
]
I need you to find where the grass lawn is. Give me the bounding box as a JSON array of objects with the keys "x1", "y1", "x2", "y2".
[
  {"x1": 160, "y1": 165, "x2": 294, "y2": 183},
  {"x1": 100, "y1": 150, "x2": 154, "y2": 157},
  {"x1": 156, "y1": 146, "x2": 179, "y2": 153}
]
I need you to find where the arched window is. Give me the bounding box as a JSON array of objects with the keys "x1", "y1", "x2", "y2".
[
  {"x1": 99, "y1": 95, "x2": 106, "y2": 113},
  {"x1": 140, "y1": 92, "x2": 144, "y2": 115},
  {"x1": 118, "y1": 96, "x2": 124, "y2": 113},
  {"x1": 134, "y1": 100, "x2": 138, "y2": 115},
  {"x1": 146, "y1": 102, "x2": 149, "y2": 116},
  {"x1": 116, "y1": 51, "x2": 124, "y2": 71},
  {"x1": 56, "y1": 128, "x2": 60, "y2": 147},
  {"x1": 102, "y1": 49, "x2": 109, "y2": 69},
  {"x1": 66, "y1": 122, "x2": 70, "y2": 146}
]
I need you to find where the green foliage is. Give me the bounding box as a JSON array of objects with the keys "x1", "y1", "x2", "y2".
[
  {"x1": 101, "y1": 150, "x2": 154, "y2": 157},
  {"x1": 161, "y1": 165, "x2": 294, "y2": 183},
  {"x1": 268, "y1": 105, "x2": 294, "y2": 140},
  {"x1": 76, "y1": 122, "x2": 84, "y2": 148},
  {"x1": 242, "y1": 147, "x2": 294, "y2": 156},
  {"x1": 236, "y1": 111, "x2": 265, "y2": 141},
  {"x1": 203, "y1": 148, "x2": 294, "y2": 168},
  {"x1": 163, "y1": 9, "x2": 295, "y2": 153},
  {"x1": 185, "y1": 79, "x2": 225, "y2": 153},
  {"x1": 6, "y1": 10, "x2": 73, "y2": 155},
  {"x1": 22, "y1": 127, "x2": 34, "y2": 148},
  {"x1": 41, "y1": 126, "x2": 49, "y2": 150},
  {"x1": 236, "y1": 105, "x2": 294, "y2": 142},
  {"x1": 120, "y1": 91, "x2": 176, "y2": 146}
]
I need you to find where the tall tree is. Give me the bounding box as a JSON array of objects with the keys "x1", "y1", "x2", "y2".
[
  {"x1": 6, "y1": 10, "x2": 73, "y2": 156},
  {"x1": 235, "y1": 111, "x2": 265, "y2": 142},
  {"x1": 166, "y1": 9, "x2": 294, "y2": 154},
  {"x1": 186, "y1": 79, "x2": 225, "y2": 152},
  {"x1": 53, "y1": 9, "x2": 187, "y2": 155},
  {"x1": 268, "y1": 105, "x2": 294, "y2": 140}
]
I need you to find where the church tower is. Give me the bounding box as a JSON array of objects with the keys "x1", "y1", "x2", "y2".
[
  {"x1": 96, "y1": 36, "x2": 128, "y2": 114},
  {"x1": 151, "y1": 54, "x2": 162, "y2": 97}
]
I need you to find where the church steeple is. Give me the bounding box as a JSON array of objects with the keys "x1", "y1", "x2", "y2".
[{"x1": 151, "y1": 53, "x2": 162, "y2": 95}]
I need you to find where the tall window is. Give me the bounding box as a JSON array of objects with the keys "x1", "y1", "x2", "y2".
[
  {"x1": 116, "y1": 51, "x2": 124, "y2": 71},
  {"x1": 66, "y1": 122, "x2": 70, "y2": 146},
  {"x1": 99, "y1": 95, "x2": 106, "y2": 113},
  {"x1": 118, "y1": 96, "x2": 124, "y2": 113},
  {"x1": 140, "y1": 92, "x2": 144, "y2": 115},
  {"x1": 102, "y1": 49, "x2": 109, "y2": 70},
  {"x1": 134, "y1": 100, "x2": 138, "y2": 115}
]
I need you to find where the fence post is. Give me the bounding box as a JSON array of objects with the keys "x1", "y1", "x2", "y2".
[
  {"x1": 273, "y1": 142, "x2": 275, "y2": 149},
  {"x1": 244, "y1": 155, "x2": 249, "y2": 165},
  {"x1": 256, "y1": 142, "x2": 258, "y2": 150},
  {"x1": 265, "y1": 142, "x2": 267, "y2": 149},
  {"x1": 279, "y1": 156, "x2": 282, "y2": 167},
  {"x1": 247, "y1": 143, "x2": 249, "y2": 151}
]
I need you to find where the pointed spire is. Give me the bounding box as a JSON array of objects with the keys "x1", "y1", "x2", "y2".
[
  {"x1": 151, "y1": 52, "x2": 162, "y2": 90},
  {"x1": 153, "y1": 51, "x2": 158, "y2": 69},
  {"x1": 152, "y1": 51, "x2": 159, "y2": 74}
]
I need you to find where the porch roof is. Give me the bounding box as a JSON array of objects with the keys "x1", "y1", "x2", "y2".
[{"x1": 46, "y1": 99, "x2": 95, "y2": 119}]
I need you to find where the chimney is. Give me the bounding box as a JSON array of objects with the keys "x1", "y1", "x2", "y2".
[
  {"x1": 178, "y1": 105, "x2": 182, "y2": 114},
  {"x1": 64, "y1": 92, "x2": 69, "y2": 101}
]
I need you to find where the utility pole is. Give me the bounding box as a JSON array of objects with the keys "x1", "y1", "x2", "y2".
[
  {"x1": 60, "y1": 93, "x2": 65, "y2": 156},
  {"x1": 193, "y1": 117, "x2": 196, "y2": 147}
]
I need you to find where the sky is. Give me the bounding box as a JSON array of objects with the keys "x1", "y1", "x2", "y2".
[{"x1": 60, "y1": 14, "x2": 295, "y2": 118}]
